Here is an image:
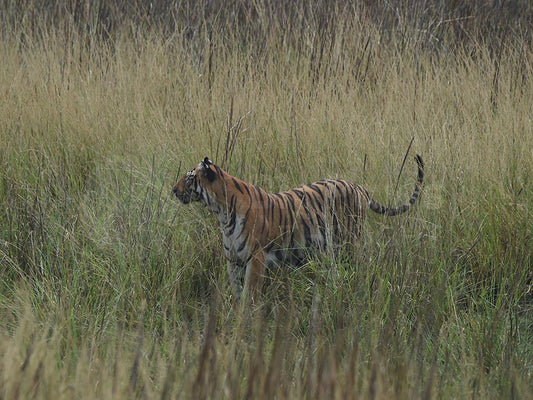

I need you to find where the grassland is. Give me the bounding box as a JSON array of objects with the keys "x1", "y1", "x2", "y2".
[{"x1": 0, "y1": 1, "x2": 532, "y2": 398}]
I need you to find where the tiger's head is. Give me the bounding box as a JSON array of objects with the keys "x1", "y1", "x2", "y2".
[{"x1": 172, "y1": 157, "x2": 225, "y2": 206}]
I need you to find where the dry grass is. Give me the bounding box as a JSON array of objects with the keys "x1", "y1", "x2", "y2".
[{"x1": 0, "y1": 1, "x2": 532, "y2": 399}]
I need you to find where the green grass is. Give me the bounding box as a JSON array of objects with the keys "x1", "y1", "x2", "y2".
[{"x1": 1, "y1": 1, "x2": 532, "y2": 399}]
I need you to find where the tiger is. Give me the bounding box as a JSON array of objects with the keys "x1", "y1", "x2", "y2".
[{"x1": 173, "y1": 155, "x2": 424, "y2": 302}]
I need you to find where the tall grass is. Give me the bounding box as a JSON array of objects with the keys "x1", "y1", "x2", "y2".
[{"x1": 1, "y1": 1, "x2": 532, "y2": 398}]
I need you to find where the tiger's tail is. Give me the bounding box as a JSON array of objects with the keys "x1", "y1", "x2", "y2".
[{"x1": 369, "y1": 155, "x2": 424, "y2": 216}]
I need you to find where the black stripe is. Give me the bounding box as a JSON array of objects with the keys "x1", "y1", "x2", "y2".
[
  {"x1": 332, "y1": 212, "x2": 339, "y2": 236},
  {"x1": 307, "y1": 183, "x2": 325, "y2": 202},
  {"x1": 317, "y1": 213, "x2": 326, "y2": 246},
  {"x1": 256, "y1": 186, "x2": 266, "y2": 210},
  {"x1": 285, "y1": 192, "x2": 297, "y2": 210},
  {"x1": 232, "y1": 178, "x2": 244, "y2": 194},
  {"x1": 227, "y1": 196, "x2": 237, "y2": 235},
  {"x1": 281, "y1": 194, "x2": 295, "y2": 244},
  {"x1": 274, "y1": 195, "x2": 282, "y2": 229},
  {"x1": 304, "y1": 188, "x2": 320, "y2": 211},
  {"x1": 292, "y1": 188, "x2": 305, "y2": 199},
  {"x1": 243, "y1": 201, "x2": 253, "y2": 221},
  {"x1": 335, "y1": 179, "x2": 350, "y2": 190},
  {"x1": 242, "y1": 183, "x2": 252, "y2": 197},
  {"x1": 301, "y1": 217, "x2": 312, "y2": 246},
  {"x1": 300, "y1": 191, "x2": 317, "y2": 228},
  {"x1": 268, "y1": 194, "x2": 275, "y2": 221},
  {"x1": 237, "y1": 235, "x2": 248, "y2": 252},
  {"x1": 306, "y1": 183, "x2": 321, "y2": 192},
  {"x1": 335, "y1": 180, "x2": 350, "y2": 202}
]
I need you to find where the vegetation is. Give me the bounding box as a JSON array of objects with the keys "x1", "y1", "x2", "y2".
[{"x1": 0, "y1": 1, "x2": 532, "y2": 398}]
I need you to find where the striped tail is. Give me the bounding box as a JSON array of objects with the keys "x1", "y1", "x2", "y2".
[{"x1": 369, "y1": 155, "x2": 424, "y2": 216}]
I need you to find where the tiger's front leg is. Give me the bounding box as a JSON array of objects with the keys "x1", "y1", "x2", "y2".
[
  {"x1": 227, "y1": 262, "x2": 245, "y2": 302},
  {"x1": 243, "y1": 251, "x2": 266, "y2": 303}
]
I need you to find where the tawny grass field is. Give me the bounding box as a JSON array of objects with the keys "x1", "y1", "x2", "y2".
[{"x1": 0, "y1": 1, "x2": 531, "y2": 398}]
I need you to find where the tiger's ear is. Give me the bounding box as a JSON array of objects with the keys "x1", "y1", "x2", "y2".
[
  {"x1": 201, "y1": 157, "x2": 213, "y2": 169},
  {"x1": 200, "y1": 157, "x2": 216, "y2": 182}
]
